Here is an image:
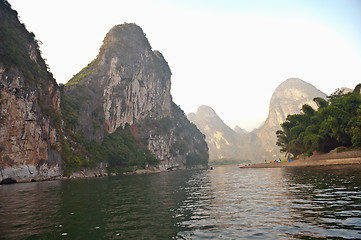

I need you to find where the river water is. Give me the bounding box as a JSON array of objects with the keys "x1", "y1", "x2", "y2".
[{"x1": 0, "y1": 165, "x2": 361, "y2": 239}]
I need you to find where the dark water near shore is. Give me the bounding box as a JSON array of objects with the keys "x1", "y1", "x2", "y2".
[{"x1": 1, "y1": 165, "x2": 361, "y2": 239}]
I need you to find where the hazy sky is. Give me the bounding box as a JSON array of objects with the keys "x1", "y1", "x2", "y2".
[{"x1": 8, "y1": 0, "x2": 361, "y2": 131}]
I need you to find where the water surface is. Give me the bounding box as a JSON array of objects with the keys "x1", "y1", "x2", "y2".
[{"x1": 0, "y1": 165, "x2": 360, "y2": 239}]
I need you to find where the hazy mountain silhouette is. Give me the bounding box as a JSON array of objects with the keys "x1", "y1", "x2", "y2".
[{"x1": 188, "y1": 78, "x2": 327, "y2": 163}]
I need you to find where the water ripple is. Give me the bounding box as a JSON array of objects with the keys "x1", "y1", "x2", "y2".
[{"x1": 0, "y1": 165, "x2": 361, "y2": 239}]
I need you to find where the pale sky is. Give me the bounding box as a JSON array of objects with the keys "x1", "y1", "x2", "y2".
[{"x1": 8, "y1": 0, "x2": 361, "y2": 131}]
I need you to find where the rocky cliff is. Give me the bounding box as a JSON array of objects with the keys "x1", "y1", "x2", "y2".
[
  {"x1": 0, "y1": 1, "x2": 208, "y2": 181},
  {"x1": 188, "y1": 105, "x2": 261, "y2": 162},
  {"x1": 189, "y1": 78, "x2": 327, "y2": 163},
  {"x1": 254, "y1": 78, "x2": 327, "y2": 160},
  {"x1": 0, "y1": 1, "x2": 62, "y2": 182},
  {"x1": 63, "y1": 23, "x2": 208, "y2": 170},
  {"x1": 187, "y1": 106, "x2": 240, "y2": 160}
]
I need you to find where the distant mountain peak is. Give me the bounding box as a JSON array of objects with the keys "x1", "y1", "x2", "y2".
[
  {"x1": 102, "y1": 23, "x2": 152, "y2": 52},
  {"x1": 189, "y1": 78, "x2": 328, "y2": 163},
  {"x1": 255, "y1": 78, "x2": 327, "y2": 159},
  {"x1": 187, "y1": 105, "x2": 261, "y2": 161},
  {"x1": 196, "y1": 105, "x2": 219, "y2": 118},
  {"x1": 234, "y1": 125, "x2": 248, "y2": 135}
]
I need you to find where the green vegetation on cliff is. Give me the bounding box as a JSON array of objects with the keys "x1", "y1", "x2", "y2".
[
  {"x1": 60, "y1": 87, "x2": 160, "y2": 175},
  {"x1": 1, "y1": 2, "x2": 209, "y2": 176},
  {"x1": 0, "y1": 0, "x2": 60, "y2": 127},
  {"x1": 0, "y1": 1, "x2": 53, "y2": 84},
  {"x1": 60, "y1": 22, "x2": 208, "y2": 172},
  {"x1": 171, "y1": 103, "x2": 209, "y2": 167},
  {"x1": 65, "y1": 59, "x2": 98, "y2": 87},
  {"x1": 60, "y1": 125, "x2": 160, "y2": 175},
  {"x1": 276, "y1": 84, "x2": 361, "y2": 157},
  {"x1": 136, "y1": 103, "x2": 209, "y2": 168}
]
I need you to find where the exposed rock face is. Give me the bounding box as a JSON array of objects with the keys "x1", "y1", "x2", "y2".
[
  {"x1": 187, "y1": 105, "x2": 239, "y2": 160},
  {"x1": 254, "y1": 78, "x2": 327, "y2": 160},
  {"x1": 65, "y1": 23, "x2": 208, "y2": 169},
  {"x1": 99, "y1": 26, "x2": 172, "y2": 133},
  {"x1": 65, "y1": 24, "x2": 173, "y2": 141},
  {"x1": 188, "y1": 105, "x2": 261, "y2": 161},
  {"x1": 189, "y1": 79, "x2": 327, "y2": 163},
  {"x1": 0, "y1": 2, "x2": 62, "y2": 182}
]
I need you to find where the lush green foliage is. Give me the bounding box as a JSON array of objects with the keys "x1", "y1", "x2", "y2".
[
  {"x1": 276, "y1": 85, "x2": 361, "y2": 157},
  {"x1": 0, "y1": 0, "x2": 60, "y2": 129},
  {"x1": 0, "y1": 1, "x2": 51, "y2": 84},
  {"x1": 65, "y1": 59, "x2": 97, "y2": 87},
  {"x1": 59, "y1": 86, "x2": 160, "y2": 175},
  {"x1": 102, "y1": 125, "x2": 159, "y2": 168},
  {"x1": 60, "y1": 123, "x2": 160, "y2": 176},
  {"x1": 59, "y1": 85, "x2": 83, "y2": 129},
  {"x1": 136, "y1": 103, "x2": 209, "y2": 168},
  {"x1": 1, "y1": 0, "x2": 208, "y2": 176}
]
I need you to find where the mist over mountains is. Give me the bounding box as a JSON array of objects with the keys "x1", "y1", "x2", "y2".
[{"x1": 188, "y1": 78, "x2": 327, "y2": 163}]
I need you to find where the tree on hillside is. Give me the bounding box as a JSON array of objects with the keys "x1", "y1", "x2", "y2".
[{"x1": 276, "y1": 84, "x2": 361, "y2": 157}]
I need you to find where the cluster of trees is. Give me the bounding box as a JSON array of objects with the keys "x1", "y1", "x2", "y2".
[
  {"x1": 60, "y1": 122, "x2": 160, "y2": 175},
  {"x1": 276, "y1": 84, "x2": 361, "y2": 157},
  {"x1": 87, "y1": 125, "x2": 160, "y2": 173}
]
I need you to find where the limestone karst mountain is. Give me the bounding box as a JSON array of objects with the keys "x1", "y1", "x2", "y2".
[
  {"x1": 0, "y1": 1, "x2": 62, "y2": 181},
  {"x1": 254, "y1": 78, "x2": 327, "y2": 160},
  {"x1": 187, "y1": 105, "x2": 261, "y2": 162},
  {"x1": 63, "y1": 23, "x2": 208, "y2": 171},
  {"x1": 0, "y1": 1, "x2": 208, "y2": 182},
  {"x1": 187, "y1": 105, "x2": 241, "y2": 160},
  {"x1": 189, "y1": 78, "x2": 327, "y2": 163},
  {"x1": 234, "y1": 125, "x2": 248, "y2": 135}
]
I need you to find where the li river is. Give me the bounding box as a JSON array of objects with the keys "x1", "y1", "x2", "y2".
[{"x1": 0, "y1": 165, "x2": 361, "y2": 239}]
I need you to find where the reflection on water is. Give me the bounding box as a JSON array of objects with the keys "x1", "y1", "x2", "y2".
[
  {"x1": 0, "y1": 165, "x2": 360, "y2": 239},
  {"x1": 283, "y1": 166, "x2": 361, "y2": 239},
  {"x1": 0, "y1": 180, "x2": 62, "y2": 239},
  {"x1": 176, "y1": 167, "x2": 296, "y2": 239}
]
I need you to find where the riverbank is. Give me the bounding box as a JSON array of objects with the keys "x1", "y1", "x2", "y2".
[
  {"x1": 241, "y1": 150, "x2": 361, "y2": 168},
  {"x1": 0, "y1": 164, "x2": 209, "y2": 184}
]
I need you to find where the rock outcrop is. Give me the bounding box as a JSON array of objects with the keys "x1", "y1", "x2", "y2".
[
  {"x1": 189, "y1": 78, "x2": 327, "y2": 163},
  {"x1": 0, "y1": 1, "x2": 62, "y2": 182},
  {"x1": 187, "y1": 105, "x2": 241, "y2": 160},
  {"x1": 254, "y1": 78, "x2": 327, "y2": 160},
  {"x1": 188, "y1": 105, "x2": 261, "y2": 161},
  {"x1": 0, "y1": 2, "x2": 208, "y2": 182},
  {"x1": 64, "y1": 23, "x2": 208, "y2": 170}
]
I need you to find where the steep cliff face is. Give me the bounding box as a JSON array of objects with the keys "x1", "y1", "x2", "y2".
[
  {"x1": 64, "y1": 23, "x2": 208, "y2": 170},
  {"x1": 189, "y1": 79, "x2": 327, "y2": 163},
  {"x1": 188, "y1": 105, "x2": 261, "y2": 162},
  {"x1": 0, "y1": 1, "x2": 62, "y2": 182},
  {"x1": 254, "y1": 78, "x2": 327, "y2": 160},
  {"x1": 187, "y1": 105, "x2": 241, "y2": 160}
]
